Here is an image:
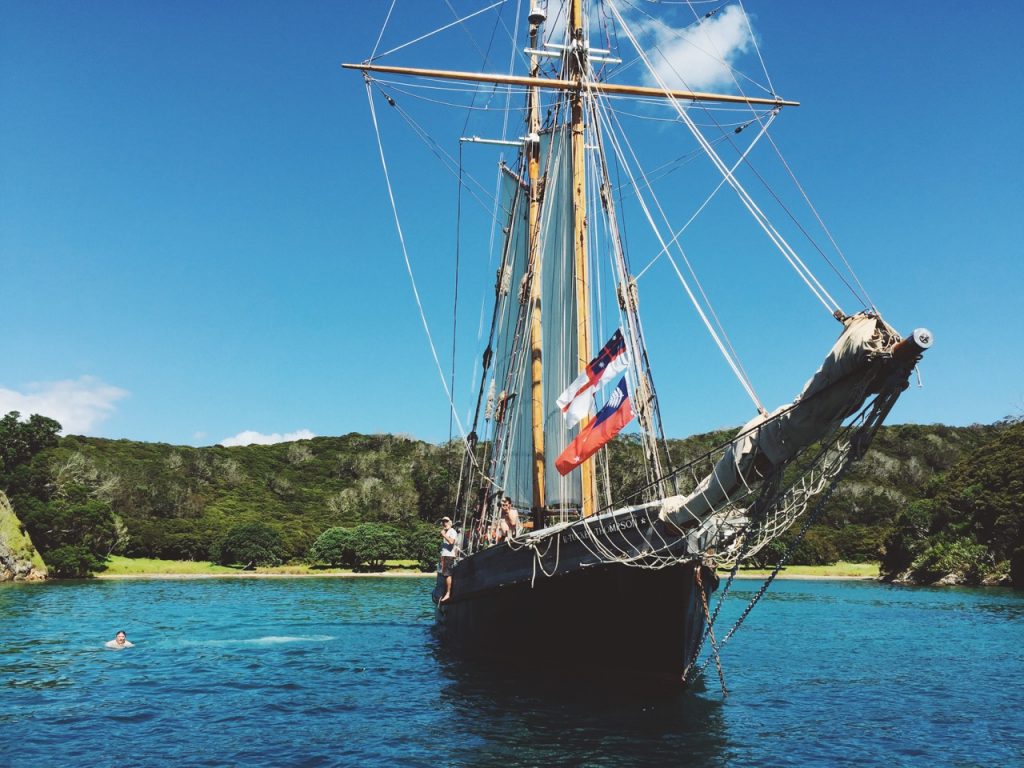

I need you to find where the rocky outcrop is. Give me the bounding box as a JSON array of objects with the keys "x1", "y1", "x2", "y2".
[
  {"x1": 888, "y1": 567, "x2": 1012, "y2": 588},
  {"x1": 0, "y1": 491, "x2": 47, "y2": 581}
]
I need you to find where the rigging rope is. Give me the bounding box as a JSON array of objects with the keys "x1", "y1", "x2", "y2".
[
  {"x1": 592, "y1": 84, "x2": 767, "y2": 413},
  {"x1": 652, "y1": 0, "x2": 873, "y2": 311},
  {"x1": 370, "y1": 1, "x2": 506, "y2": 62},
  {"x1": 370, "y1": 0, "x2": 398, "y2": 62},
  {"x1": 364, "y1": 77, "x2": 477, "y2": 462},
  {"x1": 606, "y1": 0, "x2": 843, "y2": 318},
  {"x1": 762, "y1": 130, "x2": 877, "y2": 311},
  {"x1": 369, "y1": 82, "x2": 497, "y2": 211},
  {"x1": 449, "y1": 143, "x2": 464, "y2": 457},
  {"x1": 735, "y1": 0, "x2": 775, "y2": 97},
  {"x1": 632, "y1": 110, "x2": 778, "y2": 279}
]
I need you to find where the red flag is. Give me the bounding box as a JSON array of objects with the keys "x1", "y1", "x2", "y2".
[{"x1": 555, "y1": 378, "x2": 634, "y2": 475}]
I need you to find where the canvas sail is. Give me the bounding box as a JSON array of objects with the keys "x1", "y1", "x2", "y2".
[{"x1": 486, "y1": 129, "x2": 582, "y2": 514}]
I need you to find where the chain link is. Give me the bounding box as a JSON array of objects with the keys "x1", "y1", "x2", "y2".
[{"x1": 682, "y1": 365, "x2": 913, "y2": 689}]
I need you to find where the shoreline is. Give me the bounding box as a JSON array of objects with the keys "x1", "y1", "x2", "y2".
[
  {"x1": 91, "y1": 570, "x2": 877, "y2": 582},
  {"x1": 94, "y1": 570, "x2": 435, "y2": 580}
]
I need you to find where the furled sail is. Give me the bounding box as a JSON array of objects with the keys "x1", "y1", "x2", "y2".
[
  {"x1": 487, "y1": 129, "x2": 582, "y2": 513},
  {"x1": 659, "y1": 312, "x2": 901, "y2": 529}
]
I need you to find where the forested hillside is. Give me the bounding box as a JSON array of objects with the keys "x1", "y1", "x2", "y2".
[
  {"x1": 880, "y1": 419, "x2": 1023, "y2": 586},
  {"x1": 5, "y1": 428, "x2": 455, "y2": 573},
  {"x1": 1, "y1": 410, "x2": 1019, "y2": 585}
]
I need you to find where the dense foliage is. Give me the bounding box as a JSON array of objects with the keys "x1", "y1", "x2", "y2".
[
  {"x1": 0, "y1": 412, "x2": 114, "y2": 577},
  {"x1": 214, "y1": 521, "x2": 285, "y2": 567},
  {"x1": 604, "y1": 421, "x2": 1012, "y2": 575},
  {"x1": 2, "y1": 409, "x2": 1020, "y2": 585},
  {"x1": 880, "y1": 419, "x2": 1023, "y2": 585},
  {"x1": 31, "y1": 430, "x2": 453, "y2": 565},
  {"x1": 309, "y1": 526, "x2": 355, "y2": 567},
  {"x1": 308, "y1": 523, "x2": 410, "y2": 570}
]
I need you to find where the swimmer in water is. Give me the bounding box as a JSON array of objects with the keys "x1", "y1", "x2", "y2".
[{"x1": 105, "y1": 630, "x2": 134, "y2": 649}]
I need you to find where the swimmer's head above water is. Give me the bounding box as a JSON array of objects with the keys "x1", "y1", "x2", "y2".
[{"x1": 106, "y1": 630, "x2": 134, "y2": 649}]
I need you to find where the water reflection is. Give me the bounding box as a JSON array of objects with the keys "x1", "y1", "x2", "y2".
[{"x1": 432, "y1": 641, "x2": 730, "y2": 767}]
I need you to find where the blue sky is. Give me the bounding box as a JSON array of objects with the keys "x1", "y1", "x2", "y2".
[{"x1": 1, "y1": 1, "x2": 1021, "y2": 447}]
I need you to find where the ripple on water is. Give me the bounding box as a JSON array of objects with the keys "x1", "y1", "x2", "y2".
[{"x1": 1, "y1": 577, "x2": 1022, "y2": 767}]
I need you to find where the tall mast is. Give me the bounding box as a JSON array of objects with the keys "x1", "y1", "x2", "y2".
[
  {"x1": 343, "y1": 6, "x2": 799, "y2": 523},
  {"x1": 526, "y1": 9, "x2": 547, "y2": 525},
  {"x1": 568, "y1": 0, "x2": 598, "y2": 517}
]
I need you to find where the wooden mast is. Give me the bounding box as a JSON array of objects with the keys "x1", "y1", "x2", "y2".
[
  {"x1": 566, "y1": 0, "x2": 597, "y2": 518},
  {"x1": 526, "y1": 11, "x2": 546, "y2": 526},
  {"x1": 344, "y1": 11, "x2": 800, "y2": 524}
]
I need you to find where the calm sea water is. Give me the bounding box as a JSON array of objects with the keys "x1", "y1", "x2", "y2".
[{"x1": 1, "y1": 576, "x2": 1022, "y2": 767}]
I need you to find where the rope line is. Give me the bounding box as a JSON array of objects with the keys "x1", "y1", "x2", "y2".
[
  {"x1": 364, "y1": 78, "x2": 477, "y2": 462},
  {"x1": 592, "y1": 84, "x2": 767, "y2": 413},
  {"x1": 607, "y1": 0, "x2": 842, "y2": 318},
  {"x1": 370, "y1": 0, "x2": 398, "y2": 62},
  {"x1": 370, "y1": 1, "x2": 505, "y2": 61}
]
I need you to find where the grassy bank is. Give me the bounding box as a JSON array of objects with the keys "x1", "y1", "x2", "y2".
[
  {"x1": 99, "y1": 556, "x2": 429, "y2": 577},
  {"x1": 99, "y1": 556, "x2": 878, "y2": 579},
  {"x1": 723, "y1": 561, "x2": 880, "y2": 579},
  {"x1": 102, "y1": 556, "x2": 238, "y2": 575},
  {"x1": 1, "y1": 492, "x2": 48, "y2": 575}
]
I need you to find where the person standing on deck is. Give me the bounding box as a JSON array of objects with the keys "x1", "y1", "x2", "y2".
[{"x1": 439, "y1": 517, "x2": 459, "y2": 603}]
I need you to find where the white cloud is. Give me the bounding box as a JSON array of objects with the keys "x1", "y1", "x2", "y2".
[
  {"x1": 0, "y1": 376, "x2": 129, "y2": 434},
  {"x1": 220, "y1": 429, "x2": 316, "y2": 447},
  {"x1": 636, "y1": 5, "x2": 753, "y2": 92}
]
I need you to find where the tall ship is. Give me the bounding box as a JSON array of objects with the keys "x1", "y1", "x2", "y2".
[{"x1": 345, "y1": 1, "x2": 931, "y2": 685}]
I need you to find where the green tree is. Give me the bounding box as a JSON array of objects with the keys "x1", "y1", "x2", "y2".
[
  {"x1": 215, "y1": 521, "x2": 284, "y2": 567},
  {"x1": 406, "y1": 523, "x2": 441, "y2": 572},
  {"x1": 880, "y1": 420, "x2": 1024, "y2": 585},
  {"x1": 330, "y1": 477, "x2": 419, "y2": 526},
  {"x1": 910, "y1": 538, "x2": 990, "y2": 585},
  {"x1": 45, "y1": 545, "x2": 105, "y2": 578},
  {"x1": 0, "y1": 411, "x2": 61, "y2": 482},
  {"x1": 17, "y1": 488, "x2": 118, "y2": 575},
  {"x1": 309, "y1": 527, "x2": 356, "y2": 567},
  {"x1": 881, "y1": 500, "x2": 934, "y2": 577},
  {"x1": 349, "y1": 523, "x2": 404, "y2": 570},
  {"x1": 789, "y1": 528, "x2": 839, "y2": 566}
]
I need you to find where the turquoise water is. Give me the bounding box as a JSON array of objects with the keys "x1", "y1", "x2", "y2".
[{"x1": 1, "y1": 577, "x2": 1022, "y2": 767}]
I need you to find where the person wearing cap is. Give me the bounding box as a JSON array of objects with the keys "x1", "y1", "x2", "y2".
[{"x1": 439, "y1": 516, "x2": 459, "y2": 603}]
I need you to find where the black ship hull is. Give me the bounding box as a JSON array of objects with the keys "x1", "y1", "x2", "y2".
[{"x1": 433, "y1": 506, "x2": 719, "y2": 684}]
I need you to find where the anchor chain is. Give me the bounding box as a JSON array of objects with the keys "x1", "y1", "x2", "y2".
[
  {"x1": 694, "y1": 564, "x2": 728, "y2": 696},
  {"x1": 682, "y1": 364, "x2": 914, "y2": 689}
]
